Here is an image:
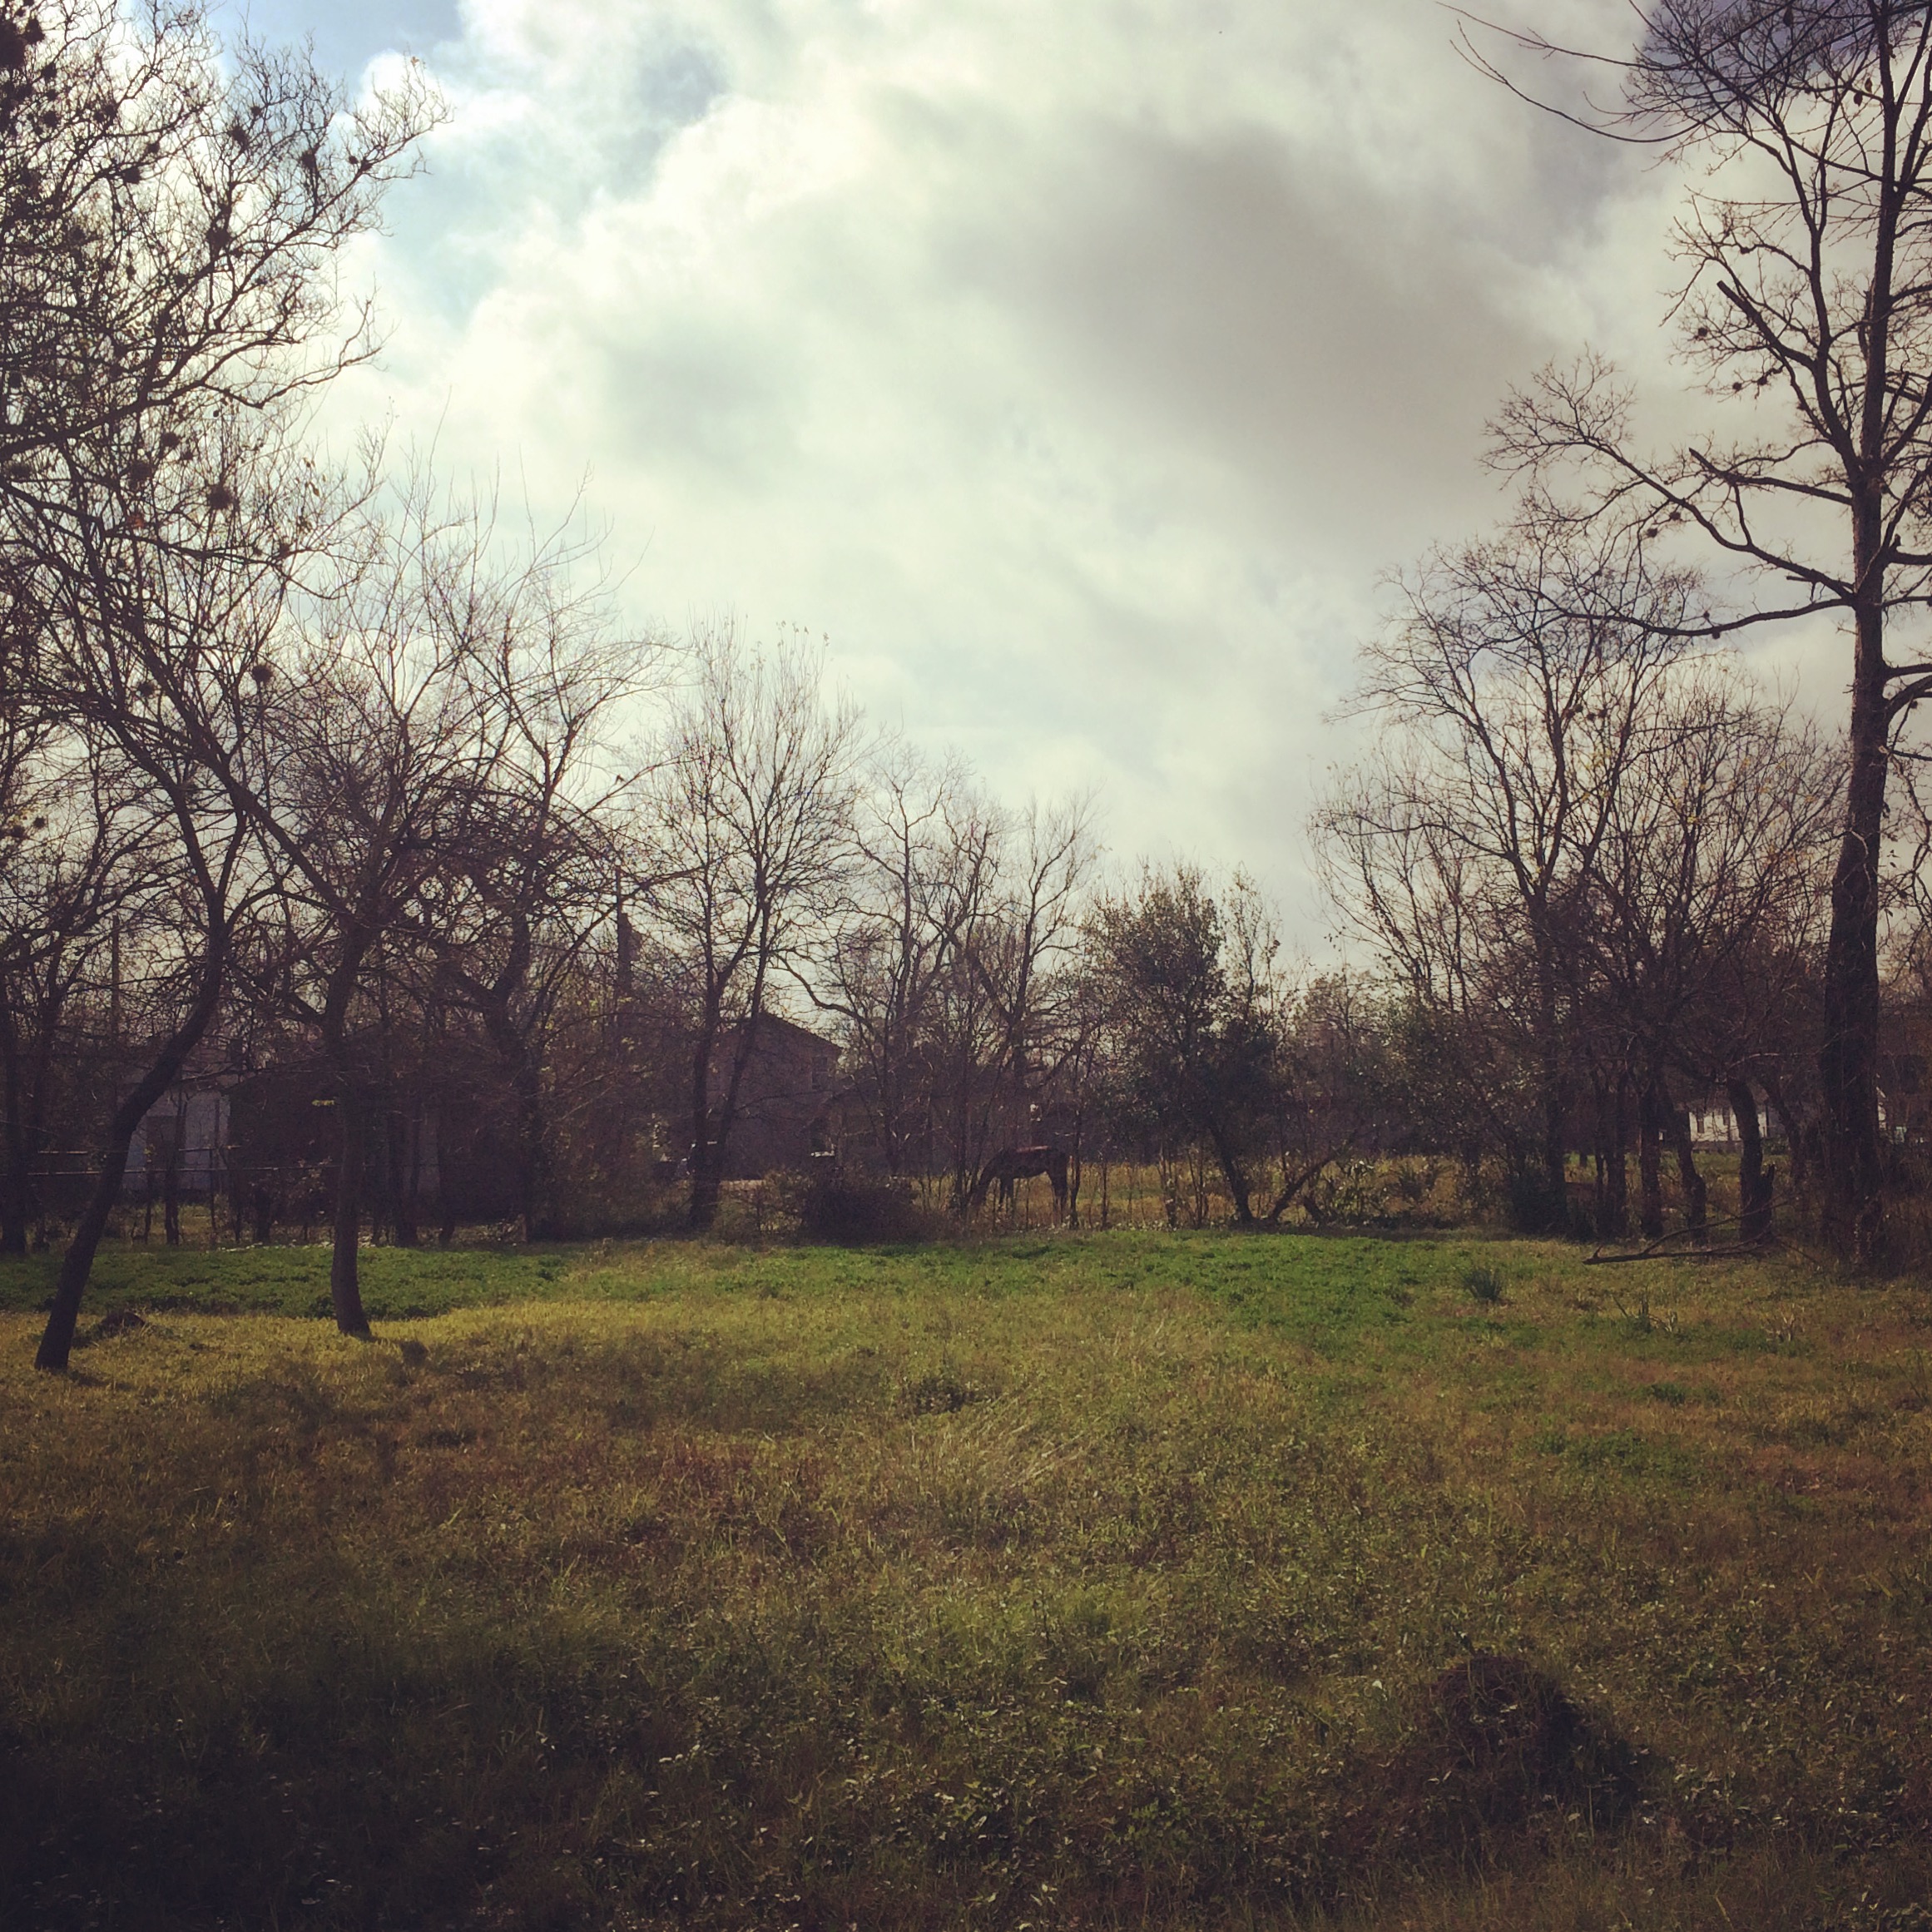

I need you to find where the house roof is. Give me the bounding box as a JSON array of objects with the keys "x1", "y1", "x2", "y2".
[{"x1": 721, "y1": 1013, "x2": 840, "y2": 1057}]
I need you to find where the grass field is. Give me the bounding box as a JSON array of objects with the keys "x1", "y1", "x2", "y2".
[{"x1": 2, "y1": 1231, "x2": 1930, "y2": 1930}]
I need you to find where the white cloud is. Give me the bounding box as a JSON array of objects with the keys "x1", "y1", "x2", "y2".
[{"x1": 291, "y1": 0, "x2": 1712, "y2": 937}]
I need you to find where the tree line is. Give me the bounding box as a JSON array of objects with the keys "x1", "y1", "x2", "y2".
[
  {"x1": 0, "y1": 2, "x2": 1341, "y2": 1365},
  {"x1": 9, "y1": 0, "x2": 1932, "y2": 1377}
]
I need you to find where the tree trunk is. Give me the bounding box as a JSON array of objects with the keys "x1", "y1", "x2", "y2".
[
  {"x1": 1531, "y1": 945, "x2": 1568, "y2": 1232},
  {"x1": 1599, "y1": 1073, "x2": 1629, "y2": 1241},
  {"x1": 328, "y1": 1076, "x2": 371, "y2": 1338},
  {"x1": 161, "y1": 1101, "x2": 184, "y2": 1246},
  {"x1": 0, "y1": 1138, "x2": 27, "y2": 1257},
  {"x1": 1637, "y1": 1080, "x2": 1664, "y2": 1241},
  {"x1": 513, "y1": 1049, "x2": 550, "y2": 1242},
  {"x1": 689, "y1": 1142, "x2": 722, "y2": 1231},
  {"x1": 162, "y1": 1149, "x2": 181, "y2": 1245},
  {"x1": 1665, "y1": 1099, "x2": 1707, "y2": 1241},
  {"x1": 435, "y1": 1099, "x2": 457, "y2": 1245},
  {"x1": 0, "y1": 997, "x2": 29, "y2": 1257},
  {"x1": 478, "y1": 995, "x2": 548, "y2": 1242},
  {"x1": 686, "y1": 1003, "x2": 722, "y2": 1231},
  {"x1": 392, "y1": 1102, "x2": 420, "y2": 1249},
  {"x1": 1209, "y1": 1122, "x2": 1255, "y2": 1226},
  {"x1": 1820, "y1": 567, "x2": 1890, "y2": 1263},
  {"x1": 319, "y1": 934, "x2": 375, "y2": 1336},
  {"x1": 1762, "y1": 1072, "x2": 1807, "y2": 1201},
  {"x1": 688, "y1": 997, "x2": 765, "y2": 1234},
  {"x1": 1728, "y1": 1077, "x2": 1774, "y2": 1245},
  {"x1": 1538, "y1": 1006, "x2": 1568, "y2": 1224},
  {"x1": 1589, "y1": 1077, "x2": 1606, "y2": 1235},
  {"x1": 36, "y1": 939, "x2": 226, "y2": 1372}
]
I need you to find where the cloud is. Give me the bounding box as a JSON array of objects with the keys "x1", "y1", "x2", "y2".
[{"x1": 300, "y1": 0, "x2": 1687, "y2": 937}]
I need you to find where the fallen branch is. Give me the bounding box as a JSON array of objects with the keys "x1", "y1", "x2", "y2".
[{"x1": 1585, "y1": 1211, "x2": 1781, "y2": 1266}]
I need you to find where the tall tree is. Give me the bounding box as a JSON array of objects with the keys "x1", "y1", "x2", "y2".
[
  {"x1": 428, "y1": 505, "x2": 655, "y2": 1243},
  {"x1": 1088, "y1": 865, "x2": 1283, "y2": 1225},
  {"x1": 1475, "y1": 0, "x2": 1932, "y2": 1260},
  {"x1": 0, "y1": 719, "x2": 159, "y2": 1255},
  {"x1": 1578, "y1": 667, "x2": 1839, "y2": 1238},
  {"x1": 641, "y1": 627, "x2": 859, "y2": 1231},
  {"x1": 1316, "y1": 507, "x2": 1697, "y2": 1228},
  {"x1": 951, "y1": 795, "x2": 1097, "y2": 1212},
  {"x1": 28, "y1": 484, "x2": 279, "y2": 1371},
  {"x1": 816, "y1": 744, "x2": 984, "y2": 1178},
  {"x1": 235, "y1": 476, "x2": 641, "y2": 1325},
  {"x1": 2, "y1": 0, "x2": 436, "y2": 1369}
]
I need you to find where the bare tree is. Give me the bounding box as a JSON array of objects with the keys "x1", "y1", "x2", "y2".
[
  {"x1": 0, "y1": 0, "x2": 436, "y2": 481},
  {"x1": 815, "y1": 742, "x2": 981, "y2": 1177},
  {"x1": 1472, "y1": 0, "x2": 1932, "y2": 1259},
  {"x1": 1316, "y1": 508, "x2": 1698, "y2": 1227},
  {"x1": 233, "y1": 475, "x2": 646, "y2": 1325},
  {"x1": 28, "y1": 485, "x2": 282, "y2": 1370},
  {"x1": 428, "y1": 508, "x2": 659, "y2": 1242},
  {"x1": 915, "y1": 798, "x2": 1008, "y2": 1208},
  {"x1": 639, "y1": 626, "x2": 860, "y2": 1230},
  {"x1": 0, "y1": 2, "x2": 436, "y2": 1370},
  {"x1": 939, "y1": 795, "x2": 1097, "y2": 1216},
  {"x1": 1577, "y1": 667, "x2": 1840, "y2": 1239}
]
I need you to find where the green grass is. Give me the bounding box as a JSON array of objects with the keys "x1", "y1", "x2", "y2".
[{"x1": 2, "y1": 1231, "x2": 1930, "y2": 1929}]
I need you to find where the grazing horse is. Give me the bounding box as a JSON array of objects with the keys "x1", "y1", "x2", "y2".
[{"x1": 973, "y1": 1144, "x2": 1069, "y2": 1221}]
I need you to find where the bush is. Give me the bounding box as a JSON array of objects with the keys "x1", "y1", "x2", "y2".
[
  {"x1": 795, "y1": 1168, "x2": 926, "y2": 1245},
  {"x1": 1506, "y1": 1167, "x2": 1568, "y2": 1235}
]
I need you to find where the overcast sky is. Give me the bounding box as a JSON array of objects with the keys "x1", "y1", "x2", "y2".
[{"x1": 215, "y1": 0, "x2": 1792, "y2": 943}]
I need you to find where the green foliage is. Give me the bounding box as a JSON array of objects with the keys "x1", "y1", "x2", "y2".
[{"x1": 1089, "y1": 866, "x2": 1281, "y2": 1203}]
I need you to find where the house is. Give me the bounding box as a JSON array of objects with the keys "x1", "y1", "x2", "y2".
[
  {"x1": 1687, "y1": 1094, "x2": 1743, "y2": 1148},
  {"x1": 711, "y1": 1014, "x2": 844, "y2": 1177}
]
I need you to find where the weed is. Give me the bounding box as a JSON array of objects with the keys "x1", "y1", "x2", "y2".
[
  {"x1": 1612, "y1": 1290, "x2": 1677, "y2": 1335},
  {"x1": 1463, "y1": 1263, "x2": 1506, "y2": 1305},
  {"x1": 1335, "y1": 1653, "x2": 1642, "y2": 1865}
]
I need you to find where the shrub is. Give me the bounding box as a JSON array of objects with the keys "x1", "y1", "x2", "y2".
[
  {"x1": 897, "y1": 1360, "x2": 979, "y2": 1414},
  {"x1": 797, "y1": 1168, "x2": 925, "y2": 1245},
  {"x1": 1506, "y1": 1168, "x2": 1568, "y2": 1235}
]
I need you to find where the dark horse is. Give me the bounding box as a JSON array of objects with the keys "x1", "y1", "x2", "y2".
[{"x1": 970, "y1": 1145, "x2": 1069, "y2": 1220}]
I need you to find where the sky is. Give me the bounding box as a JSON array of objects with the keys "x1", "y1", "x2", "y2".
[{"x1": 215, "y1": 0, "x2": 1797, "y2": 944}]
